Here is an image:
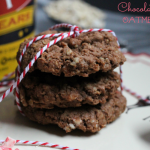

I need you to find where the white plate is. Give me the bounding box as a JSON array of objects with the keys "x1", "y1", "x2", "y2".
[{"x1": 0, "y1": 53, "x2": 150, "y2": 150}]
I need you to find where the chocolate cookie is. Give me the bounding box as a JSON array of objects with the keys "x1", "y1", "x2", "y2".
[
  {"x1": 22, "y1": 92, "x2": 126, "y2": 133},
  {"x1": 19, "y1": 70, "x2": 120, "y2": 109},
  {"x1": 17, "y1": 30, "x2": 126, "y2": 77}
]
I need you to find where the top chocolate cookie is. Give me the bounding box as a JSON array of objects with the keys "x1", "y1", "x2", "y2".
[{"x1": 17, "y1": 30, "x2": 126, "y2": 77}]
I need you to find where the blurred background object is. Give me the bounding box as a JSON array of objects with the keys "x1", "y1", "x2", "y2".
[
  {"x1": 44, "y1": 0, "x2": 105, "y2": 29},
  {"x1": 0, "y1": 0, "x2": 35, "y2": 81}
]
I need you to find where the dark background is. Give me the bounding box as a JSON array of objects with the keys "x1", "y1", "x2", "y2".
[{"x1": 85, "y1": 0, "x2": 149, "y2": 15}]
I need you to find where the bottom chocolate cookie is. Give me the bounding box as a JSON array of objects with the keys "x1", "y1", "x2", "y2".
[{"x1": 22, "y1": 92, "x2": 126, "y2": 133}]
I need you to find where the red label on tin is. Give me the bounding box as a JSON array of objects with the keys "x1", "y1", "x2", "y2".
[{"x1": 0, "y1": 0, "x2": 32, "y2": 16}]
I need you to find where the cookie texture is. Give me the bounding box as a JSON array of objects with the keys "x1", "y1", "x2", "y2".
[
  {"x1": 22, "y1": 92, "x2": 126, "y2": 133},
  {"x1": 19, "y1": 70, "x2": 120, "y2": 109},
  {"x1": 17, "y1": 30, "x2": 126, "y2": 77}
]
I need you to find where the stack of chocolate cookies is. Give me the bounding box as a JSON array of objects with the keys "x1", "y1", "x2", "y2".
[{"x1": 17, "y1": 30, "x2": 126, "y2": 133}]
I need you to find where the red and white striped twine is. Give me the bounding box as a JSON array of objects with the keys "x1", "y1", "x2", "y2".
[
  {"x1": 0, "y1": 72, "x2": 15, "y2": 95},
  {"x1": 0, "y1": 140, "x2": 81, "y2": 150},
  {"x1": 0, "y1": 23, "x2": 124, "y2": 115},
  {"x1": 2, "y1": 72, "x2": 15, "y2": 81},
  {"x1": 0, "y1": 72, "x2": 15, "y2": 88},
  {"x1": 0, "y1": 80, "x2": 14, "y2": 88},
  {"x1": 0, "y1": 23, "x2": 149, "y2": 150},
  {"x1": 123, "y1": 85, "x2": 150, "y2": 104},
  {"x1": 0, "y1": 23, "x2": 149, "y2": 115}
]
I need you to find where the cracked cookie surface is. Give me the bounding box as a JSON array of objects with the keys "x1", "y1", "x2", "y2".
[
  {"x1": 17, "y1": 30, "x2": 126, "y2": 77},
  {"x1": 22, "y1": 92, "x2": 126, "y2": 133},
  {"x1": 19, "y1": 70, "x2": 120, "y2": 109}
]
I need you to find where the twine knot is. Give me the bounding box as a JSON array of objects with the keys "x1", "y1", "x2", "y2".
[{"x1": 70, "y1": 25, "x2": 80, "y2": 37}]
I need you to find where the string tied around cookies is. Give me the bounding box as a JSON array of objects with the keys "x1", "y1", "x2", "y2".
[
  {"x1": 70, "y1": 25, "x2": 80, "y2": 37},
  {"x1": 49, "y1": 23, "x2": 80, "y2": 38},
  {"x1": 0, "y1": 23, "x2": 124, "y2": 115}
]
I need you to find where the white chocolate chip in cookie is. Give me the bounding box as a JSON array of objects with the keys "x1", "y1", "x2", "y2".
[
  {"x1": 63, "y1": 126, "x2": 71, "y2": 132},
  {"x1": 74, "y1": 57, "x2": 79, "y2": 63},
  {"x1": 70, "y1": 57, "x2": 80, "y2": 66},
  {"x1": 93, "y1": 87, "x2": 97, "y2": 92},
  {"x1": 69, "y1": 123, "x2": 76, "y2": 129},
  {"x1": 66, "y1": 49, "x2": 72, "y2": 55},
  {"x1": 73, "y1": 118, "x2": 82, "y2": 126}
]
